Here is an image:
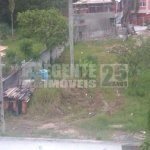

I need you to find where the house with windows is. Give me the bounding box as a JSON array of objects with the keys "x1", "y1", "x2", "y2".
[
  {"x1": 73, "y1": 0, "x2": 116, "y2": 32},
  {"x1": 73, "y1": 0, "x2": 150, "y2": 26},
  {"x1": 132, "y1": 0, "x2": 150, "y2": 25}
]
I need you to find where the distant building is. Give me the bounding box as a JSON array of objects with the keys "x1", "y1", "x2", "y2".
[
  {"x1": 73, "y1": 0, "x2": 116, "y2": 34},
  {"x1": 74, "y1": 0, "x2": 150, "y2": 26},
  {"x1": 73, "y1": 0, "x2": 115, "y2": 14},
  {"x1": 132, "y1": 0, "x2": 150, "y2": 25}
]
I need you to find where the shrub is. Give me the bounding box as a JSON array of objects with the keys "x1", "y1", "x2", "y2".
[
  {"x1": 27, "y1": 88, "x2": 62, "y2": 117},
  {"x1": 2, "y1": 65, "x2": 11, "y2": 77},
  {"x1": 19, "y1": 39, "x2": 33, "y2": 60},
  {"x1": 139, "y1": 136, "x2": 150, "y2": 150},
  {"x1": 5, "y1": 50, "x2": 16, "y2": 65},
  {"x1": 0, "y1": 23, "x2": 11, "y2": 40},
  {"x1": 77, "y1": 55, "x2": 98, "y2": 79}
]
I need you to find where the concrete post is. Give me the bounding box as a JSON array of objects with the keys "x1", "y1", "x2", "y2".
[
  {"x1": 69, "y1": 0, "x2": 74, "y2": 77},
  {"x1": 0, "y1": 53, "x2": 5, "y2": 134}
]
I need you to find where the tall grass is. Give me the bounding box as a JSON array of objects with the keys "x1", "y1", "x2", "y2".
[{"x1": 27, "y1": 88, "x2": 61, "y2": 117}]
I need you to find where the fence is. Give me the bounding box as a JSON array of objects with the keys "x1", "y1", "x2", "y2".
[
  {"x1": 132, "y1": 17, "x2": 146, "y2": 26},
  {"x1": 75, "y1": 26, "x2": 126, "y2": 42},
  {"x1": 2, "y1": 46, "x2": 65, "y2": 91}
]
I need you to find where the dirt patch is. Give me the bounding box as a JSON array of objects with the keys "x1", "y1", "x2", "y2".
[
  {"x1": 112, "y1": 131, "x2": 146, "y2": 141},
  {"x1": 38, "y1": 123, "x2": 57, "y2": 130},
  {"x1": 37, "y1": 121, "x2": 80, "y2": 138},
  {"x1": 61, "y1": 88, "x2": 103, "y2": 113},
  {"x1": 58, "y1": 129, "x2": 79, "y2": 136}
]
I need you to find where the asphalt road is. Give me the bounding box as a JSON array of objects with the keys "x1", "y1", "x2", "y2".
[{"x1": 0, "y1": 138, "x2": 140, "y2": 150}]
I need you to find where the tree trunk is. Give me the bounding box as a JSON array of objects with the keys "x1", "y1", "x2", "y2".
[
  {"x1": 0, "y1": 53, "x2": 5, "y2": 134},
  {"x1": 122, "y1": 0, "x2": 137, "y2": 39},
  {"x1": 11, "y1": 13, "x2": 14, "y2": 39}
]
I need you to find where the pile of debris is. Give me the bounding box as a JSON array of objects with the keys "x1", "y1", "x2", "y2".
[{"x1": 107, "y1": 45, "x2": 129, "y2": 54}]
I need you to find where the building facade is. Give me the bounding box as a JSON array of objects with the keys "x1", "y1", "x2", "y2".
[
  {"x1": 132, "y1": 0, "x2": 150, "y2": 25},
  {"x1": 74, "y1": 0, "x2": 150, "y2": 26},
  {"x1": 73, "y1": 0, "x2": 115, "y2": 31}
]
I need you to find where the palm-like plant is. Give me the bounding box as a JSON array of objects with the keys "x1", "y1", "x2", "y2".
[{"x1": 8, "y1": 0, "x2": 15, "y2": 38}]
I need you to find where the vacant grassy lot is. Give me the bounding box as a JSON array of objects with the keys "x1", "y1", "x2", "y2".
[{"x1": 3, "y1": 38, "x2": 149, "y2": 141}]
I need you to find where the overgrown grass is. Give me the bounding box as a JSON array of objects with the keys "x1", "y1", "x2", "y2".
[
  {"x1": 27, "y1": 88, "x2": 62, "y2": 117},
  {"x1": 56, "y1": 38, "x2": 149, "y2": 139},
  {"x1": 5, "y1": 37, "x2": 150, "y2": 140}
]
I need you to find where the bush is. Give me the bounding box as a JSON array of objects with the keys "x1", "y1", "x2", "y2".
[
  {"x1": 2, "y1": 65, "x2": 11, "y2": 77},
  {"x1": 139, "y1": 136, "x2": 150, "y2": 150},
  {"x1": 76, "y1": 55, "x2": 98, "y2": 79},
  {"x1": 19, "y1": 39, "x2": 33, "y2": 60},
  {"x1": 27, "y1": 88, "x2": 62, "y2": 117},
  {"x1": 0, "y1": 23, "x2": 11, "y2": 40},
  {"x1": 5, "y1": 50, "x2": 16, "y2": 65}
]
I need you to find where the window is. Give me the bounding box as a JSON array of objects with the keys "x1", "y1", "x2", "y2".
[{"x1": 140, "y1": 2, "x2": 146, "y2": 7}]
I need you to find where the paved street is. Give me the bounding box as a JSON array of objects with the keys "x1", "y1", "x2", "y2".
[{"x1": 0, "y1": 138, "x2": 140, "y2": 150}]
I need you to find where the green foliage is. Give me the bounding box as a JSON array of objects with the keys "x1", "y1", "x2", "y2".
[
  {"x1": 86, "y1": 55, "x2": 98, "y2": 64},
  {"x1": 28, "y1": 88, "x2": 61, "y2": 117},
  {"x1": 0, "y1": 23, "x2": 11, "y2": 40},
  {"x1": 5, "y1": 50, "x2": 16, "y2": 65},
  {"x1": 139, "y1": 136, "x2": 150, "y2": 150},
  {"x1": 17, "y1": 9, "x2": 68, "y2": 49},
  {"x1": 2, "y1": 65, "x2": 12, "y2": 77},
  {"x1": 9, "y1": 0, "x2": 15, "y2": 14},
  {"x1": 19, "y1": 39, "x2": 33, "y2": 60},
  {"x1": 0, "y1": 0, "x2": 10, "y2": 24},
  {"x1": 0, "y1": 0, "x2": 68, "y2": 26},
  {"x1": 78, "y1": 55, "x2": 98, "y2": 79},
  {"x1": 119, "y1": 38, "x2": 150, "y2": 86},
  {"x1": 148, "y1": 109, "x2": 150, "y2": 131},
  {"x1": 32, "y1": 52, "x2": 41, "y2": 62}
]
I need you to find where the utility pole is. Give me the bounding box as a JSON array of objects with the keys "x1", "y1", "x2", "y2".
[
  {"x1": 0, "y1": 51, "x2": 5, "y2": 134},
  {"x1": 69, "y1": 0, "x2": 74, "y2": 77}
]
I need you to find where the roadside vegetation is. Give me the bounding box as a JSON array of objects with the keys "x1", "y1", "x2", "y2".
[
  {"x1": 3, "y1": 37, "x2": 150, "y2": 142},
  {"x1": 1, "y1": 0, "x2": 150, "y2": 146}
]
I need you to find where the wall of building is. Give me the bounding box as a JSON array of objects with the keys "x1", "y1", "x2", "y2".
[
  {"x1": 2, "y1": 46, "x2": 65, "y2": 91},
  {"x1": 139, "y1": 0, "x2": 146, "y2": 10},
  {"x1": 132, "y1": 12, "x2": 150, "y2": 25},
  {"x1": 74, "y1": 12, "x2": 115, "y2": 31}
]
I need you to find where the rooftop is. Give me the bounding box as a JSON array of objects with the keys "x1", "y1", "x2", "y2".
[
  {"x1": 0, "y1": 46, "x2": 8, "y2": 57},
  {"x1": 74, "y1": 0, "x2": 113, "y2": 4}
]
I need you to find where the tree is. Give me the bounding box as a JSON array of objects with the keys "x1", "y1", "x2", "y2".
[
  {"x1": 0, "y1": 0, "x2": 68, "y2": 26},
  {"x1": 5, "y1": 50, "x2": 16, "y2": 65},
  {"x1": 0, "y1": 0, "x2": 10, "y2": 24},
  {"x1": 19, "y1": 39, "x2": 33, "y2": 61},
  {"x1": 8, "y1": 0, "x2": 15, "y2": 38},
  {"x1": 122, "y1": 0, "x2": 139, "y2": 33},
  {"x1": 113, "y1": 0, "x2": 139, "y2": 35},
  {"x1": 17, "y1": 9, "x2": 68, "y2": 62}
]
